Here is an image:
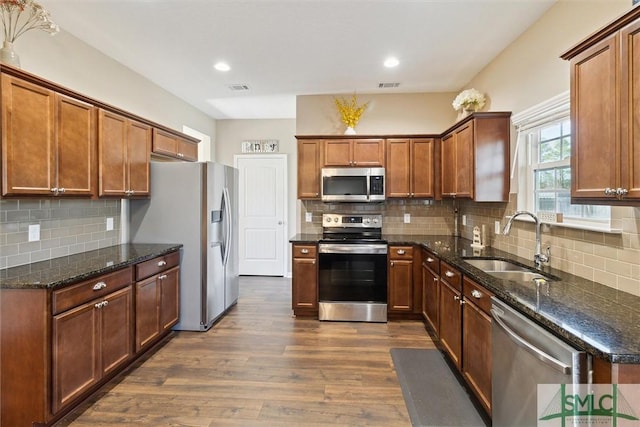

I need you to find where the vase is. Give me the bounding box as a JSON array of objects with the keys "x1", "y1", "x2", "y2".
[
  {"x1": 0, "y1": 41, "x2": 20, "y2": 68},
  {"x1": 344, "y1": 126, "x2": 356, "y2": 135},
  {"x1": 457, "y1": 108, "x2": 474, "y2": 121}
]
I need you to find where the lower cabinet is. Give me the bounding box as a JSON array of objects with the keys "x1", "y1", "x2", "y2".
[
  {"x1": 388, "y1": 246, "x2": 414, "y2": 312},
  {"x1": 438, "y1": 261, "x2": 463, "y2": 369},
  {"x1": 291, "y1": 244, "x2": 318, "y2": 315},
  {"x1": 421, "y1": 248, "x2": 440, "y2": 333},
  {"x1": 461, "y1": 276, "x2": 493, "y2": 416}
]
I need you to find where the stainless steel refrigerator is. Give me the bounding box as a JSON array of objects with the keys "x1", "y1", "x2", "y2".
[{"x1": 129, "y1": 161, "x2": 239, "y2": 331}]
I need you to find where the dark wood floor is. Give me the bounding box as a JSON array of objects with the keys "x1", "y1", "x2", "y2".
[{"x1": 57, "y1": 276, "x2": 434, "y2": 426}]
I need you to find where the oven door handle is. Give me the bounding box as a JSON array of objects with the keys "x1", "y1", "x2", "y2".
[{"x1": 319, "y1": 244, "x2": 388, "y2": 255}]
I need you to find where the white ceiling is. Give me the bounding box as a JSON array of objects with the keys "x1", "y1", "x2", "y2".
[{"x1": 40, "y1": 0, "x2": 557, "y2": 120}]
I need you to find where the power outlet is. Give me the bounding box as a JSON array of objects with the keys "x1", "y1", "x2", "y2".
[
  {"x1": 404, "y1": 213, "x2": 411, "y2": 224},
  {"x1": 462, "y1": 215, "x2": 467, "y2": 226},
  {"x1": 106, "y1": 217, "x2": 114, "y2": 231},
  {"x1": 28, "y1": 224, "x2": 40, "y2": 242},
  {"x1": 495, "y1": 220, "x2": 502, "y2": 235},
  {"x1": 305, "y1": 212, "x2": 313, "y2": 223}
]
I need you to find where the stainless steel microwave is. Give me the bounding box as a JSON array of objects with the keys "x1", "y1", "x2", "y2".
[{"x1": 321, "y1": 167, "x2": 385, "y2": 202}]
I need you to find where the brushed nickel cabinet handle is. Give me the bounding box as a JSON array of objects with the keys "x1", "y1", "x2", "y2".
[
  {"x1": 157, "y1": 260, "x2": 167, "y2": 267},
  {"x1": 92, "y1": 281, "x2": 107, "y2": 291},
  {"x1": 301, "y1": 249, "x2": 309, "y2": 254},
  {"x1": 397, "y1": 249, "x2": 405, "y2": 255},
  {"x1": 445, "y1": 270, "x2": 455, "y2": 278},
  {"x1": 158, "y1": 274, "x2": 168, "y2": 280},
  {"x1": 471, "y1": 290, "x2": 482, "y2": 299}
]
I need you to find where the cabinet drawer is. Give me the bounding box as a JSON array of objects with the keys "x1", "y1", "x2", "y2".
[
  {"x1": 421, "y1": 249, "x2": 440, "y2": 274},
  {"x1": 389, "y1": 246, "x2": 413, "y2": 260},
  {"x1": 53, "y1": 267, "x2": 133, "y2": 315},
  {"x1": 293, "y1": 245, "x2": 317, "y2": 258},
  {"x1": 136, "y1": 251, "x2": 180, "y2": 280},
  {"x1": 440, "y1": 261, "x2": 462, "y2": 291},
  {"x1": 463, "y1": 276, "x2": 493, "y2": 314}
]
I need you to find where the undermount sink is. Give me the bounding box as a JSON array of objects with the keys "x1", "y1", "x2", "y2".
[{"x1": 464, "y1": 258, "x2": 558, "y2": 282}]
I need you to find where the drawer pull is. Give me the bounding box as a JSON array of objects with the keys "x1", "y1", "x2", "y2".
[
  {"x1": 453, "y1": 295, "x2": 460, "y2": 301},
  {"x1": 427, "y1": 257, "x2": 434, "y2": 262},
  {"x1": 445, "y1": 270, "x2": 455, "y2": 278},
  {"x1": 92, "y1": 281, "x2": 107, "y2": 291},
  {"x1": 94, "y1": 300, "x2": 109, "y2": 309},
  {"x1": 471, "y1": 290, "x2": 482, "y2": 299},
  {"x1": 300, "y1": 249, "x2": 309, "y2": 254},
  {"x1": 158, "y1": 274, "x2": 168, "y2": 280},
  {"x1": 157, "y1": 260, "x2": 167, "y2": 267},
  {"x1": 397, "y1": 249, "x2": 405, "y2": 255}
]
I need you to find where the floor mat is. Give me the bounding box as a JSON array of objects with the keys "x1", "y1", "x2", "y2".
[{"x1": 390, "y1": 348, "x2": 487, "y2": 427}]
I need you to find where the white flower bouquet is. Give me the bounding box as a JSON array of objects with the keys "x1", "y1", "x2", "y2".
[
  {"x1": 452, "y1": 88, "x2": 486, "y2": 112},
  {"x1": 1, "y1": 0, "x2": 59, "y2": 43}
]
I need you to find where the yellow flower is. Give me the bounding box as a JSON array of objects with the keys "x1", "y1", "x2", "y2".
[{"x1": 334, "y1": 94, "x2": 369, "y2": 128}]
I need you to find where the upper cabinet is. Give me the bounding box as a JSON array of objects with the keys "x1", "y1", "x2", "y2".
[
  {"x1": 297, "y1": 139, "x2": 323, "y2": 199},
  {"x1": 386, "y1": 138, "x2": 435, "y2": 198},
  {"x1": 98, "y1": 110, "x2": 151, "y2": 198},
  {"x1": 561, "y1": 7, "x2": 640, "y2": 203},
  {"x1": 439, "y1": 113, "x2": 511, "y2": 202},
  {"x1": 324, "y1": 138, "x2": 385, "y2": 167},
  {"x1": 152, "y1": 128, "x2": 198, "y2": 162},
  {"x1": 1, "y1": 74, "x2": 96, "y2": 197}
]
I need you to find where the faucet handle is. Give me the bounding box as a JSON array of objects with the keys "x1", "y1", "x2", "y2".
[{"x1": 536, "y1": 246, "x2": 551, "y2": 265}]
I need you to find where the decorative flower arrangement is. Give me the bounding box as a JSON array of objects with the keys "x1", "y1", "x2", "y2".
[
  {"x1": 334, "y1": 93, "x2": 369, "y2": 132},
  {"x1": 452, "y1": 88, "x2": 486, "y2": 112},
  {"x1": 0, "y1": 0, "x2": 59, "y2": 44}
]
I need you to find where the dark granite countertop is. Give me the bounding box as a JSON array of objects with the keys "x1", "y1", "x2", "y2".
[
  {"x1": 0, "y1": 243, "x2": 182, "y2": 290},
  {"x1": 290, "y1": 233, "x2": 640, "y2": 364}
]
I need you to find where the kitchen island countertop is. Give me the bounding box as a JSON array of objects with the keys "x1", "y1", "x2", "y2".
[
  {"x1": 290, "y1": 233, "x2": 640, "y2": 364},
  {"x1": 0, "y1": 243, "x2": 182, "y2": 290}
]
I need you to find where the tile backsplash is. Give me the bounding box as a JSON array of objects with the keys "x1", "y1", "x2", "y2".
[
  {"x1": 300, "y1": 197, "x2": 640, "y2": 296},
  {"x1": 0, "y1": 199, "x2": 121, "y2": 269}
]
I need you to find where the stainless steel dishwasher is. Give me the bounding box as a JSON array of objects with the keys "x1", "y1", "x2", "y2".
[{"x1": 491, "y1": 298, "x2": 591, "y2": 426}]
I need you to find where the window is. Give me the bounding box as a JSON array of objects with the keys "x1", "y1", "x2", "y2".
[{"x1": 513, "y1": 92, "x2": 612, "y2": 230}]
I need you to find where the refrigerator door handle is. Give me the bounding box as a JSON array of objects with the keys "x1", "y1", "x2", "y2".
[{"x1": 222, "y1": 187, "x2": 232, "y2": 266}]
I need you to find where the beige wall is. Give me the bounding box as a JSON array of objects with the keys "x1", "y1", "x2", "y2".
[{"x1": 295, "y1": 0, "x2": 640, "y2": 295}]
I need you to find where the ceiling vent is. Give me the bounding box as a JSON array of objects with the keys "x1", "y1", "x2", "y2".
[
  {"x1": 227, "y1": 84, "x2": 250, "y2": 91},
  {"x1": 378, "y1": 82, "x2": 400, "y2": 89}
]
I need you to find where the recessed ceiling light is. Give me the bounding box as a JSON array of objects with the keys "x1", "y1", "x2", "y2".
[
  {"x1": 384, "y1": 57, "x2": 399, "y2": 68},
  {"x1": 214, "y1": 62, "x2": 230, "y2": 72}
]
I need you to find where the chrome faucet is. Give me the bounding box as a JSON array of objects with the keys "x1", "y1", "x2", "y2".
[{"x1": 502, "y1": 211, "x2": 550, "y2": 269}]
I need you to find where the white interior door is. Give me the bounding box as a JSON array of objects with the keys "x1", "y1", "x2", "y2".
[{"x1": 234, "y1": 154, "x2": 287, "y2": 276}]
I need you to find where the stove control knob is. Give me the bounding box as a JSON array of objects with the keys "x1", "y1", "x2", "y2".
[
  {"x1": 325, "y1": 217, "x2": 332, "y2": 223},
  {"x1": 373, "y1": 218, "x2": 379, "y2": 224},
  {"x1": 334, "y1": 217, "x2": 339, "y2": 223},
  {"x1": 364, "y1": 217, "x2": 371, "y2": 224}
]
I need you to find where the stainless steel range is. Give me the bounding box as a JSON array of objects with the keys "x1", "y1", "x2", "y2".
[{"x1": 318, "y1": 213, "x2": 388, "y2": 322}]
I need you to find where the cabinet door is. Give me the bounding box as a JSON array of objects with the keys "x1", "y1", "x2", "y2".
[
  {"x1": 135, "y1": 276, "x2": 160, "y2": 351},
  {"x1": 462, "y1": 300, "x2": 492, "y2": 415},
  {"x1": 152, "y1": 129, "x2": 178, "y2": 157},
  {"x1": 454, "y1": 122, "x2": 474, "y2": 198},
  {"x1": 56, "y1": 95, "x2": 96, "y2": 196},
  {"x1": 411, "y1": 138, "x2": 435, "y2": 198},
  {"x1": 439, "y1": 279, "x2": 462, "y2": 370},
  {"x1": 1, "y1": 75, "x2": 55, "y2": 196},
  {"x1": 440, "y1": 133, "x2": 456, "y2": 196},
  {"x1": 98, "y1": 110, "x2": 128, "y2": 196},
  {"x1": 421, "y1": 264, "x2": 439, "y2": 334},
  {"x1": 159, "y1": 266, "x2": 180, "y2": 332},
  {"x1": 352, "y1": 139, "x2": 384, "y2": 166},
  {"x1": 177, "y1": 139, "x2": 198, "y2": 161},
  {"x1": 127, "y1": 120, "x2": 151, "y2": 196},
  {"x1": 292, "y1": 258, "x2": 317, "y2": 310},
  {"x1": 52, "y1": 302, "x2": 100, "y2": 413},
  {"x1": 101, "y1": 286, "x2": 133, "y2": 377},
  {"x1": 621, "y1": 20, "x2": 640, "y2": 200},
  {"x1": 570, "y1": 34, "x2": 619, "y2": 200},
  {"x1": 324, "y1": 140, "x2": 352, "y2": 166},
  {"x1": 297, "y1": 139, "x2": 322, "y2": 199},
  {"x1": 389, "y1": 259, "x2": 413, "y2": 311},
  {"x1": 386, "y1": 139, "x2": 411, "y2": 197}
]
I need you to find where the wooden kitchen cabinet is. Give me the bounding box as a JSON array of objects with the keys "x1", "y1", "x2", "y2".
[
  {"x1": 152, "y1": 128, "x2": 198, "y2": 161},
  {"x1": 297, "y1": 138, "x2": 323, "y2": 199},
  {"x1": 388, "y1": 245, "x2": 414, "y2": 312},
  {"x1": 323, "y1": 138, "x2": 385, "y2": 167},
  {"x1": 135, "y1": 252, "x2": 180, "y2": 352},
  {"x1": 561, "y1": 8, "x2": 640, "y2": 203},
  {"x1": 421, "y1": 248, "x2": 440, "y2": 334},
  {"x1": 1, "y1": 74, "x2": 96, "y2": 197},
  {"x1": 438, "y1": 261, "x2": 463, "y2": 370},
  {"x1": 386, "y1": 138, "x2": 435, "y2": 198},
  {"x1": 461, "y1": 276, "x2": 493, "y2": 416},
  {"x1": 98, "y1": 109, "x2": 151, "y2": 198},
  {"x1": 439, "y1": 113, "x2": 511, "y2": 202},
  {"x1": 292, "y1": 244, "x2": 318, "y2": 315},
  {"x1": 52, "y1": 280, "x2": 133, "y2": 413}
]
